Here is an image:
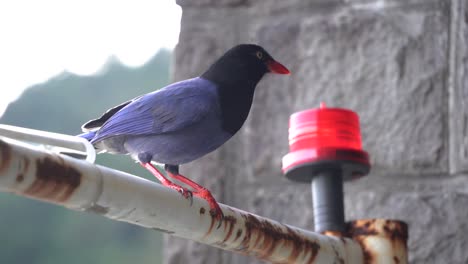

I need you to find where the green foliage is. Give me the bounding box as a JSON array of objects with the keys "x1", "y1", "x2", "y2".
[{"x1": 0, "y1": 49, "x2": 172, "y2": 264}]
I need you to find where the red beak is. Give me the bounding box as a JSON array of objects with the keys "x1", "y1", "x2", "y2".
[{"x1": 267, "y1": 60, "x2": 290, "y2": 74}]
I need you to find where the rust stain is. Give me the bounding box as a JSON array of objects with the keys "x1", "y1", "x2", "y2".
[
  {"x1": 355, "y1": 237, "x2": 374, "y2": 264},
  {"x1": 207, "y1": 214, "x2": 238, "y2": 244},
  {"x1": 346, "y1": 219, "x2": 408, "y2": 264},
  {"x1": 23, "y1": 156, "x2": 81, "y2": 202},
  {"x1": 346, "y1": 219, "x2": 378, "y2": 237},
  {"x1": 205, "y1": 211, "x2": 323, "y2": 263},
  {"x1": 16, "y1": 174, "x2": 24, "y2": 182},
  {"x1": 221, "y1": 215, "x2": 237, "y2": 243},
  {"x1": 382, "y1": 220, "x2": 409, "y2": 245},
  {"x1": 234, "y1": 229, "x2": 243, "y2": 242},
  {"x1": 86, "y1": 204, "x2": 109, "y2": 215},
  {"x1": 346, "y1": 219, "x2": 408, "y2": 241},
  {"x1": 0, "y1": 140, "x2": 12, "y2": 173},
  {"x1": 340, "y1": 237, "x2": 346, "y2": 244},
  {"x1": 236, "y1": 214, "x2": 320, "y2": 263},
  {"x1": 206, "y1": 214, "x2": 216, "y2": 236},
  {"x1": 346, "y1": 220, "x2": 377, "y2": 264},
  {"x1": 152, "y1": 227, "x2": 175, "y2": 234},
  {"x1": 16, "y1": 158, "x2": 30, "y2": 183},
  {"x1": 330, "y1": 244, "x2": 345, "y2": 264},
  {"x1": 205, "y1": 207, "x2": 228, "y2": 237}
]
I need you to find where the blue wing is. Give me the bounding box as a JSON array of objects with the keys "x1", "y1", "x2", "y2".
[
  {"x1": 91, "y1": 77, "x2": 219, "y2": 143},
  {"x1": 82, "y1": 98, "x2": 137, "y2": 131}
]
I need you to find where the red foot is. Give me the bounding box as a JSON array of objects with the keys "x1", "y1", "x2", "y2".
[
  {"x1": 167, "y1": 171, "x2": 224, "y2": 226},
  {"x1": 194, "y1": 189, "x2": 224, "y2": 223},
  {"x1": 141, "y1": 163, "x2": 193, "y2": 205}
]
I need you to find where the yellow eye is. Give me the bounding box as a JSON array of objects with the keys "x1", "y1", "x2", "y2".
[{"x1": 256, "y1": 51, "x2": 263, "y2": 59}]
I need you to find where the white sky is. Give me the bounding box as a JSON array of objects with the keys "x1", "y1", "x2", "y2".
[{"x1": 0, "y1": 0, "x2": 181, "y2": 116}]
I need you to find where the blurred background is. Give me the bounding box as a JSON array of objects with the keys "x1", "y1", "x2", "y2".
[
  {"x1": 0, "y1": 1, "x2": 180, "y2": 263},
  {"x1": 2, "y1": 1, "x2": 468, "y2": 264}
]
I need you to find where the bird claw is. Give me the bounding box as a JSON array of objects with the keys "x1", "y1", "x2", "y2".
[
  {"x1": 167, "y1": 185, "x2": 193, "y2": 206},
  {"x1": 159, "y1": 171, "x2": 223, "y2": 228},
  {"x1": 199, "y1": 190, "x2": 223, "y2": 229},
  {"x1": 209, "y1": 204, "x2": 224, "y2": 229},
  {"x1": 178, "y1": 188, "x2": 193, "y2": 206},
  {"x1": 179, "y1": 187, "x2": 223, "y2": 227}
]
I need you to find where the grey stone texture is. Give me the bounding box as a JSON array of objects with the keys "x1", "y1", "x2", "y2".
[
  {"x1": 167, "y1": 0, "x2": 468, "y2": 263},
  {"x1": 450, "y1": 0, "x2": 468, "y2": 173}
]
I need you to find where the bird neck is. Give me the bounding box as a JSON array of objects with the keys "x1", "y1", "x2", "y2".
[
  {"x1": 201, "y1": 61, "x2": 264, "y2": 135},
  {"x1": 216, "y1": 82, "x2": 256, "y2": 135}
]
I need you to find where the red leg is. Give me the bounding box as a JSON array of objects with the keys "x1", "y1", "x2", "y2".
[
  {"x1": 167, "y1": 171, "x2": 224, "y2": 222},
  {"x1": 141, "y1": 163, "x2": 193, "y2": 203}
]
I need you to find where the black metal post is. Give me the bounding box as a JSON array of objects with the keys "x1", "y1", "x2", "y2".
[{"x1": 311, "y1": 170, "x2": 344, "y2": 233}]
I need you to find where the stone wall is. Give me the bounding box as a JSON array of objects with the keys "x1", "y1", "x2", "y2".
[{"x1": 167, "y1": 1, "x2": 468, "y2": 263}]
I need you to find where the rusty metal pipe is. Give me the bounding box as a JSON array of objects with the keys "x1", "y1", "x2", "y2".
[
  {"x1": 0, "y1": 137, "x2": 407, "y2": 263},
  {"x1": 346, "y1": 219, "x2": 408, "y2": 264},
  {"x1": 0, "y1": 138, "x2": 362, "y2": 263}
]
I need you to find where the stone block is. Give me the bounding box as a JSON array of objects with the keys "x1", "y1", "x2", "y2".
[
  {"x1": 449, "y1": 0, "x2": 468, "y2": 173},
  {"x1": 295, "y1": 8, "x2": 449, "y2": 176},
  {"x1": 345, "y1": 175, "x2": 468, "y2": 264},
  {"x1": 176, "y1": 0, "x2": 247, "y2": 8}
]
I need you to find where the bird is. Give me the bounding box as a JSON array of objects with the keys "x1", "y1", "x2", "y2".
[{"x1": 78, "y1": 44, "x2": 290, "y2": 223}]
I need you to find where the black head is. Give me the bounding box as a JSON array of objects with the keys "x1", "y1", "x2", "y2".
[
  {"x1": 201, "y1": 44, "x2": 290, "y2": 135},
  {"x1": 201, "y1": 44, "x2": 290, "y2": 88}
]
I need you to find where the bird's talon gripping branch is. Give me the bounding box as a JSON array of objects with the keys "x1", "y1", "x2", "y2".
[
  {"x1": 209, "y1": 204, "x2": 224, "y2": 228},
  {"x1": 182, "y1": 190, "x2": 194, "y2": 206},
  {"x1": 172, "y1": 186, "x2": 193, "y2": 203},
  {"x1": 195, "y1": 189, "x2": 224, "y2": 227},
  {"x1": 166, "y1": 170, "x2": 224, "y2": 224},
  {"x1": 140, "y1": 163, "x2": 193, "y2": 205}
]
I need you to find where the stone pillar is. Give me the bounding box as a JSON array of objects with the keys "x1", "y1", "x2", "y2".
[{"x1": 166, "y1": 1, "x2": 468, "y2": 263}]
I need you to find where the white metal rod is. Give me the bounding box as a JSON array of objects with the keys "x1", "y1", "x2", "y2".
[
  {"x1": 0, "y1": 124, "x2": 95, "y2": 163},
  {"x1": 0, "y1": 138, "x2": 365, "y2": 264}
]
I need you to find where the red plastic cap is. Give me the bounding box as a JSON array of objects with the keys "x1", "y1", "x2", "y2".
[
  {"x1": 282, "y1": 103, "x2": 369, "y2": 173},
  {"x1": 289, "y1": 103, "x2": 362, "y2": 151}
]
